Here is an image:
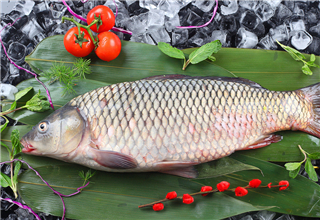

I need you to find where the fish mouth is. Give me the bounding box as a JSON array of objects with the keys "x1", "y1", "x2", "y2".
[{"x1": 20, "y1": 139, "x2": 35, "y2": 153}]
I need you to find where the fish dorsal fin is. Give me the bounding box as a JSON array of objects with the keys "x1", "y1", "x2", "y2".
[{"x1": 143, "y1": 75, "x2": 264, "y2": 89}]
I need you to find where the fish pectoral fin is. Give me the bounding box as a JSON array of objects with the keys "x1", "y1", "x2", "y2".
[
  {"x1": 239, "y1": 134, "x2": 283, "y2": 150},
  {"x1": 155, "y1": 161, "x2": 199, "y2": 178},
  {"x1": 88, "y1": 148, "x2": 138, "y2": 169}
]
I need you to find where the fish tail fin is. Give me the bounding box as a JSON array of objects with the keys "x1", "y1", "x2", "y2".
[{"x1": 299, "y1": 82, "x2": 320, "y2": 138}]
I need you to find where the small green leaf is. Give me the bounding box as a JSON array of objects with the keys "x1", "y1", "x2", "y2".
[
  {"x1": 308, "y1": 152, "x2": 320, "y2": 160},
  {"x1": 157, "y1": 42, "x2": 185, "y2": 60},
  {"x1": 189, "y1": 40, "x2": 222, "y2": 65},
  {"x1": 0, "y1": 116, "x2": 9, "y2": 133},
  {"x1": 276, "y1": 41, "x2": 305, "y2": 61},
  {"x1": 305, "y1": 158, "x2": 318, "y2": 182},
  {"x1": 285, "y1": 162, "x2": 302, "y2": 171},
  {"x1": 289, "y1": 167, "x2": 301, "y2": 179},
  {"x1": 1, "y1": 141, "x2": 12, "y2": 158},
  {"x1": 310, "y1": 54, "x2": 315, "y2": 62},
  {"x1": 207, "y1": 55, "x2": 216, "y2": 62},
  {"x1": 11, "y1": 129, "x2": 21, "y2": 156},
  {"x1": 15, "y1": 86, "x2": 33, "y2": 101},
  {"x1": 9, "y1": 101, "x2": 17, "y2": 111},
  {"x1": 13, "y1": 161, "x2": 22, "y2": 185},
  {"x1": 25, "y1": 91, "x2": 50, "y2": 112},
  {"x1": 0, "y1": 172, "x2": 12, "y2": 188},
  {"x1": 302, "y1": 64, "x2": 312, "y2": 75}
]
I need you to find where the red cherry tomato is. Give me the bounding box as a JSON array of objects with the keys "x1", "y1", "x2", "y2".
[
  {"x1": 95, "y1": 31, "x2": 121, "y2": 62},
  {"x1": 87, "y1": 5, "x2": 115, "y2": 33},
  {"x1": 64, "y1": 27, "x2": 94, "y2": 57}
]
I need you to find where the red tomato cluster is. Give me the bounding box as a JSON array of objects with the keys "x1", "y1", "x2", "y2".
[{"x1": 63, "y1": 5, "x2": 121, "y2": 62}]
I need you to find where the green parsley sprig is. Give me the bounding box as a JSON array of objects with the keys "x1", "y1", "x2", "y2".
[
  {"x1": 43, "y1": 58, "x2": 91, "y2": 95},
  {"x1": 0, "y1": 129, "x2": 22, "y2": 198},
  {"x1": 285, "y1": 145, "x2": 320, "y2": 181},
  {"x1": 79, "y1": 169, "x2": 96, "y2": 190},
  {"x1": 276, "y1": 40, "x2": 319, "y2": 75},
  {"x1": 157, "y1": 40, "x2": 222, "y2": 70}
]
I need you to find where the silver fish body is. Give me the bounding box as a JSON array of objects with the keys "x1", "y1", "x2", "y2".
[{"x1": 21, "y1": 75, "x2": 320, "y2": 178}]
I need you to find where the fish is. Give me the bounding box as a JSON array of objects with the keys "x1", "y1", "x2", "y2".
[{"x1": 20, "y1": 75, "x2": 320, "y2": 178}]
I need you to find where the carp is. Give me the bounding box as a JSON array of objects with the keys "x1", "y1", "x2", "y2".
[{"x1": 21, "y1": 75, "x2": 320, "y2": 178}]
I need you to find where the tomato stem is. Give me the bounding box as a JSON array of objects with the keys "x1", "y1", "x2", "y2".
[{"x1": 62, "y1": 16, "x2": 100, "y2": 48}]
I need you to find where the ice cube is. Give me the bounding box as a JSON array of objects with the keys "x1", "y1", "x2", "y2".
[
  {"x1": 0, "y1": 83, "x2": 18, "y2": 100},
  {"x1": 126, "y1": 12, "x2": 149, "y2": 35},
  {"x1": 291, "y1": 30, "x2": 313, "y2": 50},
  {"x1": 172, "y1": 29, "x2": 188, "y2": 46},
  {"x1": 130, "y1": 33, "x2": 155, "y2": 45},
  {"x1": 158, "y1": 0, "x2": 181, "y2": 18},
  {"x1": 21, "y1": 17, "x2": 44, "y2": 40},
  {"x1": 13, "y1": 0, "x2": 35, "y2": 16},
  {"x1": 33, "y1": 1, "x2": 49, "y2": 14},
  {"x1": 254, "y1": 2, "x2": 275, "y2": 22},
  {"x1": 253, "y1": 210, "x2": 276, "y2": 220},
  {"x1": 192, "y1": 0, "x2": 216, "y2": 13},
  {"x1": 139, "y1": 0, "x2": 159, "y2": 10},
  {"x1": 210, "y1": 30, "x2": 228, "y2": 47},
  {"x1": 220, "y1": 15, "x2": 238, "y2": 34},
  {"x1": 240, "y1": 10, "x2": 260, "y2": 30},
  {"x1": 221, "y1": 0, "x2": 239, "y2": 16},
  {"x1": 188, "y1": 31, "x2": 210, "y2": 47},
  {"x1": 180, "y1": 9, "x2": 202, "y2": 27},
  {"x1": 257, "y1": 35, "x2": 277, "y2": 50},
  {"x1": 264, "y1": 0, "x2": 282, "y2": 9},
  {"x1": 239, "y1": 1, "x2": 257, "y2": 10},
  {"x1": 307, "y1": 37, "x2": 320, "y2": 55},
  {"x1": 148, "y1": 26, "x2": 170, "y2": 43},
  {"x1": 274, "y1": 214, "x2": 294, "y2": 220},
  {"x1": 275, "y1": 4, "x2": 292, "y2": 21},
  {"x1": 309, "y1": 24, "x2": 320, "y2": 38},
  {"x1": 7, "y1": 42, "x2": 27, "y2": 65},
  {"x1": 288, "y1": 19, "x2": 305, "y2": 32},
  {"x1": 236, "y1": 28, "x2": 258, "y2": 49},
  {"x1": 269, "y1": 24, "x2": 289, "y2": 42},
  {"x1": 165, "y1": 14, "x2": 180, "y2": 32},
  {"x1": 147, "y1": 10, "x2": 165, "y2": 27}
]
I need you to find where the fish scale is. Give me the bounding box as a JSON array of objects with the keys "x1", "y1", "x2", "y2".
[
  {"x1": 21, "y1": 75, "x2": 319, "y2": 178},
  {"x1": 68, "y1": 77, "x2": 307, "y2": 167}
]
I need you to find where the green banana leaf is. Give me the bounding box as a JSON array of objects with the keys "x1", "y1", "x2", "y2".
[
  {"x1": 1, "y1": 35, "x2": 320, "y2": 219},
  {"x1": 17, "y1": 154, "x2": 320, "y2": 219}
]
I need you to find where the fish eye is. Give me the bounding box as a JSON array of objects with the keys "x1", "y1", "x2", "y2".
[{"x1": 38, "y1": 121, "x2": 49, "y2": 133}]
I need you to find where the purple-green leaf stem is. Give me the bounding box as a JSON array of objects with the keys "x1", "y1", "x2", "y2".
[
  {"x1": 176, "y1": 0, "x2": 218, "y2": 29},
  {"x1": 0, "y1": 197, "x2": 41, "y2": 220},
  {"x1": 0, "y1": 18, "x2": 54, "y2": 110},
  {"x1": 1, "y1": 159, "x2": 90, "y2": 220}
]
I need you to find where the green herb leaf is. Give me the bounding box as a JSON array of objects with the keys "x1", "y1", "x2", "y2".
[
  {"x1": 73, "y1": 58, "x2": 91, "y2": 79},
  {"x1": 277, "y1": 41, "x2": 305, "y2": 61},
  {"x1": 189, "y1": 40, "x2": 222, "y2": 65},
  {"x1": 157, "y1": 42, "x2": 185, "y2": 60},
  {"x1": 11, "y1": 129, "x2": 21, "y2": 156},
  {"x1": 305, "y1": 158, "x2": 318, "y2": 182},
  {"x1": 0, "y1": 172, "x2": 11, "y2": 188},
  {"x1": 285, "y1": 162, "x2": 302, "y2": 171},
  {"x1": 1, "y1": 140, "x2": 11, "y2": 158},
  {"x1": 289, "y1": 166, "x2": 301, "y2": 179},
  {"x1": 13, "y1": 161, "x2": 22, "y2": 185},
  {"x1": 0, "y1": 116, "x2": 9, "y2": 133},
  {"x1": 25, "y1": 91, "x2": 50, "y2": 112},
  {"x1": 9, "y1": 101, "x2": 17, "y2": 111},
  {"x1": 207, "y1": 55, "x2": 216, "y2": 62},
  {"x1": 308, "y1": 152, "x2": 320, "y2": 160},
  {"x1": 310, "y1": 54, "x2": 315, "y2": 62},
  {"x1": 302, "y1": 64, "x2": 312, "y2": 75},
  {"x1": 15, "y1": 86, "x2": 33, "y2": 101}
]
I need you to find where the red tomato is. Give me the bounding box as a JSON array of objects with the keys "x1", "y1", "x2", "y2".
[
  {"x1": 64, "y1": 27, "x2": 94, "y2": 57},
  {"x1": 95, "y1": 31, "x2": 121, "y2": 62},
  {"x1": 87, "y1": 5, "x2": 115, "y2": 33}
]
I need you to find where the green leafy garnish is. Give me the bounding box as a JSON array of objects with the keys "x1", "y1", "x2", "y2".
[
  {"x1": 43, "y1": 58, "x2": 92, "y2": 95},
  {"x1": 79, "y1": 169, "x2": 96, "y2": 189},
  {"x1": 0, "y1": 129, "x2": 22, "y2": 198},
  {"x1": 284, "y1": 145, "x2": 320, "y2": 181},
  {"x1": 158, "y1": 40, "x2": 222, "y2": 70},
  {"x1": 276, "y1": 40, "x2": 319, "y2": 75},
  {"x1": 0, "y1": 87, "x2": 50, "y2": 117}
]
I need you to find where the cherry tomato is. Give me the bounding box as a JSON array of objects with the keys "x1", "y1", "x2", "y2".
[
  {"x1": 64, "y1": 27, "x2": 94, "y2": 57},
  {"x1": 87, "y1": 5, "x2": 115, "y2": 33},
  {"x1": 95, "y1": 31, "x2": 121, "y2": 62}
]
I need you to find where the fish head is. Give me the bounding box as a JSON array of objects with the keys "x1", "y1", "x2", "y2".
[{"x1": 20, "y1": 105, "x2": 85, "y2": 158}]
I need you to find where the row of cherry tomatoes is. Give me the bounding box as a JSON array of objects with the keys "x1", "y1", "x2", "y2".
[{"x1": 63, "y1": 6, "x2": 121, "y2": 62}]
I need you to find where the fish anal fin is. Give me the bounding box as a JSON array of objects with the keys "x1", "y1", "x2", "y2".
[
  {"x1": 240, "y1": 134, "x2": 283, "y2": 151},
  {"x1": 88, "y1": 148, "x2": 138, "y2": 169},
  {"x1": 155, "y1": 161, "x2": 199, "y2": 178}
]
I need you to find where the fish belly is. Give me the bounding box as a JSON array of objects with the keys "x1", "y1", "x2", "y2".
[{"x1": 69, "y1": 76, "x2": 310, "y2": 170}]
